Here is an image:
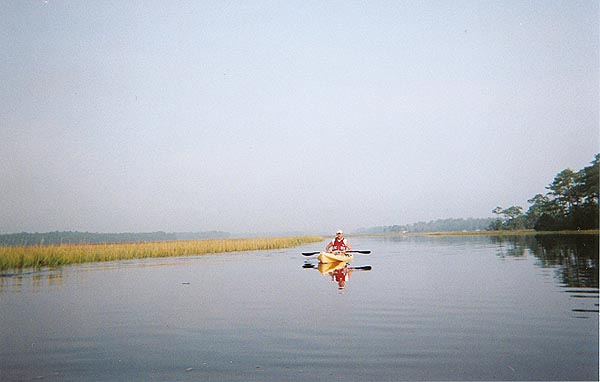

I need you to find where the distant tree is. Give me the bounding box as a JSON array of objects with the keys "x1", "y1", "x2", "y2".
[
  {"x1": 525, "y1": 194, "x2": 551, "y2": 227},
  {"x1": 534, "y1": 214, "x2": 559, "y2": 231},
  {"x1": 0, "y1": 231, "x2": 212, "y2": 246},
  {"x1": 547, "y1": 168, "x2": 580, "y2": 216},
  {"x1": 574, "y1": 155, "x2": 599, "y2": 230},
  {"x1": 503, "y1": 206, "x2": 524, "y2": 220},
  {"x1": 578, "y1": 153, "x2": 599, "y2": 205},
  {"x1": 517, "y1": 153, "x2": 599, "y2": 231},
  {"x1": 356, "y1": 218, "x2": 495, "y2": 234},
  {"x1": 490, "y1": 206, "x2": 525, "y2": 230},
  {"x1": 489, "y1": 219, "x2": 503, "y2": 231}
]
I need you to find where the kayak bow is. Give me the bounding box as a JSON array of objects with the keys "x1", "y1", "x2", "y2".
[{"x1": 317, "y1": 251, "x2": 354, "y2": 264}]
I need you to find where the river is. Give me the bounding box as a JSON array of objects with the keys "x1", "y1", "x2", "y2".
[{"x1": 1, "y1": 234, "x2": 598, "y2": 381}]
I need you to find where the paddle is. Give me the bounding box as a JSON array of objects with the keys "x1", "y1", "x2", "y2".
[
  {"x1": 301, "y1": 250, "x2": 371, "y2": 256},
  {"x1": 350, "y1": 265, "x2": 372, "y2": 271},
  {"x1": 301, "y1": 263, "x2": 372, "y2": 271}
]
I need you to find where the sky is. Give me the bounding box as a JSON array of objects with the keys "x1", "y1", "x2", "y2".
[{"x1": 1, "y1": 0, "x2": 598, "y2": 235}]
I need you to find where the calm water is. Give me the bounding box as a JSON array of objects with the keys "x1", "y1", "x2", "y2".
[{"x1": 1, "y1": 235, "x2": 598, "y2": 381}]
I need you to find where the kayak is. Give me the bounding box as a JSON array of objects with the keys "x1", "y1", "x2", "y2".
[
  {"x1": 317, "y1": 261, "x2": 347, "y2": 275},
  {"x1": 317, "y1": 251, "x2": 354, "y2": 264}
]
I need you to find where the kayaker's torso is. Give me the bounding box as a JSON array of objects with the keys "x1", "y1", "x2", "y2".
[{"x1": 330, "y1": 237, "x2": 349, "y2": 251}]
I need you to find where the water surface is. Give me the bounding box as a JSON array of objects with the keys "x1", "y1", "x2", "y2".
[{"x1": 1, "y1": 235, "x2": 598, "y2": 381}]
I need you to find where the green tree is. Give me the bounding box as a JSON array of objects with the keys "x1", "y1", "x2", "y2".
[
  {"x1": 526, "y1": 193, "x2": 550, "y2": 217},
  {"x1": 491, "y1": 206, "x2": 525, "y2": 230},
  {"x1": 533, "y1": 154, "x2": 599, "y2": 230},
  {"x1": 578, "y1": 153, "x2": 599, "y2": 205},
  {"x1": 547, "y1": 168, "x2": 580, "y2": 216}
]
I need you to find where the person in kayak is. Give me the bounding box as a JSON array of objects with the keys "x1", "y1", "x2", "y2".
[{"x1": 326, "y1": 230, "x2": 352, "y2": 253}]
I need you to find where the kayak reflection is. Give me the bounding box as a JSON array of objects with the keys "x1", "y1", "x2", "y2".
[
  {"x1": 323, "y1": 262, "x2": 352, "y2": 290},
  {"x1": 303, "y1": 261, "x2": 372, "y2": 291}
]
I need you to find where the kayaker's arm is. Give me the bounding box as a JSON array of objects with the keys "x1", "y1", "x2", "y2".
[{"x1": 325, "y1": 240, "x2": 333, "y2": 252}]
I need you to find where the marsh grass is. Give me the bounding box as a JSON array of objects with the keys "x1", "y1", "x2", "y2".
[{"x1": 0, "y1": 236, "x2": 323, "y2": 271}]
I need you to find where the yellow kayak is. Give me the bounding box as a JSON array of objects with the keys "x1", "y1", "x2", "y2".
[
  {"x1": 317, "y1": 251, "x2": 354, "y2": 264},
  {"x1": 317, "y1": 261, "x2": 347, "y2": 275}
]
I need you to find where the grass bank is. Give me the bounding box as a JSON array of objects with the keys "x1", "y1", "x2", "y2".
[{"x1": 0, "y1": 236, "x2": 324, "y2": 272}]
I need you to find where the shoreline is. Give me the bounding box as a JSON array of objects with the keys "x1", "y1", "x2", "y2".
[
  {"x1": 0, "y1": 236, "x2": 323, "y2": 272},
  {"x1": 353, "y1": 229, "x2": 599, "y2": 237},
  {"x1": 2, "y1": 230, "x2": 597, "y2": 272}
]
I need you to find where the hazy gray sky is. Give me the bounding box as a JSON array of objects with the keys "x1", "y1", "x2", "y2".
[{"x1": 1, "y1": 0, "x2": 598, "y2": 234}]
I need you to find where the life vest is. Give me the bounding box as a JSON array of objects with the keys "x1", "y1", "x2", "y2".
[{"x1": 331, "y1": 237, "x2": 348, "y2": 251}]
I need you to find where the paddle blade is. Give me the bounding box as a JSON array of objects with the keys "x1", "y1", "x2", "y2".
[
  {"x1": 302, "y1": 251, "x2": 320, "y2": 256},
  {"x1": 350, "y1": 265, "x2": 372, "y2": 270}
]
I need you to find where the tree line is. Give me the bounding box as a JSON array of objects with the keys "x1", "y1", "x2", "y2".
[
  {"x1": 491, "y1": 154, "x2": 599, "y2": 231},
  {"x1": 0, "y1": 231, "x2": 231, "y2": 247},
  {"x1": 356, "y1": 217, "x2": 496, "y2": 234}
]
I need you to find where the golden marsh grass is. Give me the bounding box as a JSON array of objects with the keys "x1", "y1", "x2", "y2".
[{"x1": 0, "y1": 236, "x2": 323, "y2": 271}]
